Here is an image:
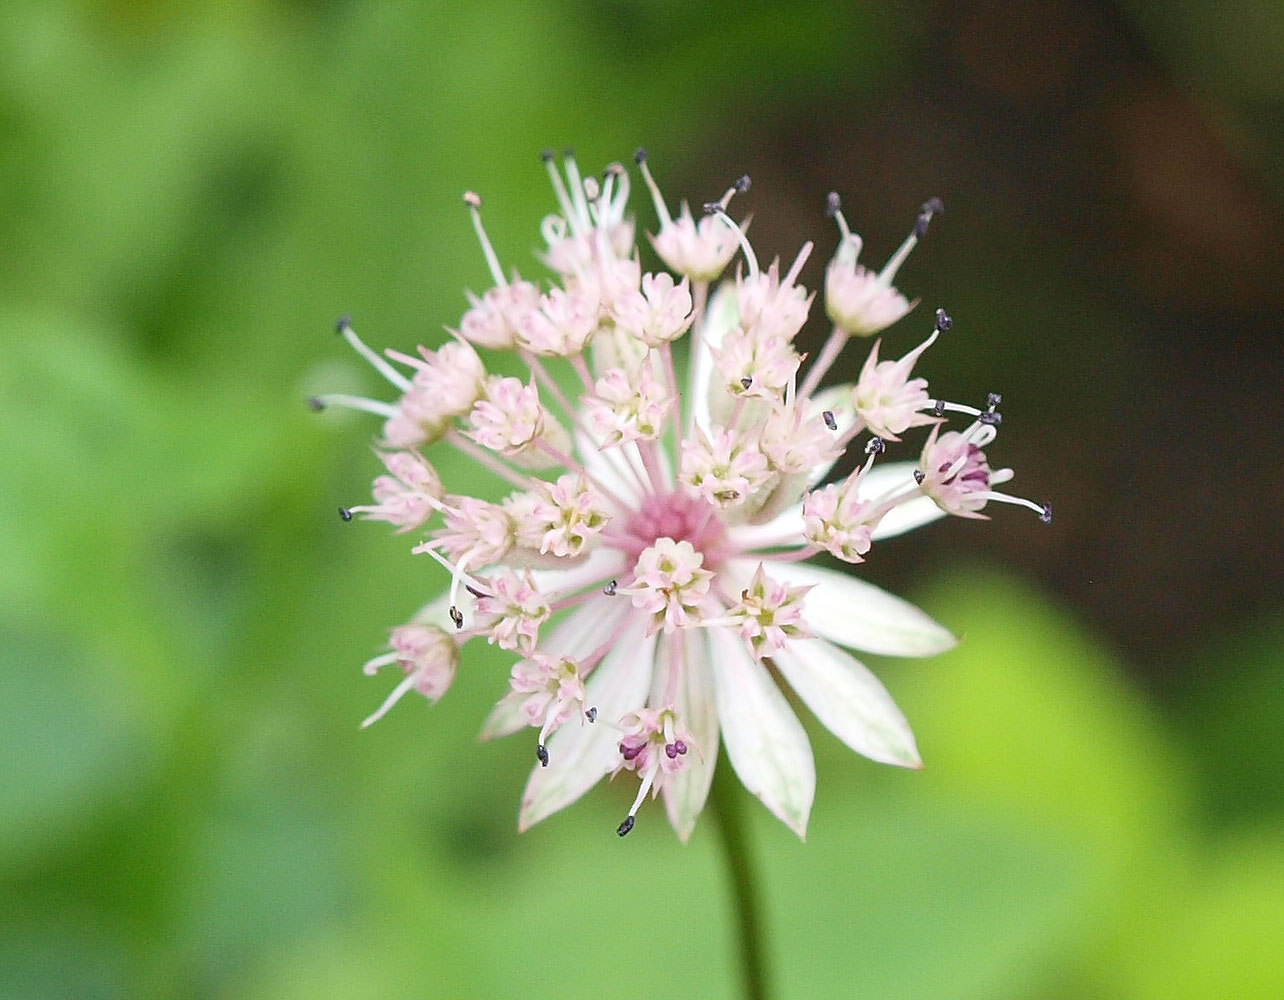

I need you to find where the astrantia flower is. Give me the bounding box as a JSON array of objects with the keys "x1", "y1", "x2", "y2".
[{"x1": 314, "y1": 150, "x2": 1049, "y2": 841}]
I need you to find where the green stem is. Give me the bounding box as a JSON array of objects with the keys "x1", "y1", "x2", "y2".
[{"x1": 710, "y1": 757, "x2": 770, "y2": 1000}]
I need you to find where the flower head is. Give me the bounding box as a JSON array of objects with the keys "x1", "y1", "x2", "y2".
[{"x1": 317, "y1": 153, "x2": 1048, "y2": 841}]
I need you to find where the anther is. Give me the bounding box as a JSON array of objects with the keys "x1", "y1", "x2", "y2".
[
  {"x1": 913, "y1": 469, "x2": 926, "y2": 485},
  {"x1": 935, "y1": 308, "x2": 953, "y2": 332},
  {"x1": 672, "y1": 739, "x2": 687, "y2": 755},
  {"x1": 540, "y1": 148, "x2": 555, "y2": 162},
  {"x1": 449, "y1": 606, "x2": 464, "y2": 629},
  {"x1": 933, "y1": 400, "x2": 946, "y2": 417},
  {"x1": 339, "y1": 507, "x2": 354, "y2": 521},
  {"x1": 634, "y1": 147, "x2": 648, "y2": 164},
  {"x1": 464, "y1": 584, "x2": 487, "y2": 600},
  {"x1": 604, "y1": 162, "x2": 625, "y2": 179},
  {"x1": 914, "y1": 197, "x2": 944, "y2": 239},
  {"x1": 740, "y1": 376, "x2": 753, "y2": 391},
  {"x1": 665, "y1": 742, "x2": 680, "y2": 759},
  {"x1": 586, "y1": 707, "x2": 598, "y2": 723},
  {"x1": 536, "y1": 743, "x2": 549, "y2": 767},
  {"x1": 702, "y1": 201, "x2": 721, "y2": 215},
  {"x1": 563, "y1": 146, "x2": 574, "y2": 158},
  {"x1": 865, "y1": 436, "x2": 885, "y2": 455},
  {"x1": 462, "y1": 191, "x2": 481, "y2": 209},
  {"x1": 734, "y1": 175, "x2": 751, "y2": 193},
  {"x1": 822, "y1": 410, "x2": 837, "y2": 430},
  {"x1": 619, "y1": 742, "x2": 643, "y2": 761},
  {"x1": 617, "y1": 816, "x2": 635, "y2": 837},
  {"x1": 825, "y1": 191, "x2": 841, "y2": 217},
  {"x1": 582, "y1": 176, "x2": 601, "y2": 202},
  {"x1": 1040, "y1": 502, "x2": 1053, "y2": 524},
  {"x1": 603, "y1": 580, "x2": 618, "y2": 596},
  {"x1": 306, "y1": 396, "x2": 325, "y2": 412},
  {"x1": 979, "y1": 410, "x2": 1002, "y2": 426},
  {"x1": 334, "y1": 315, "x2": 352, "y2": 335},
  {"x1": 987, "y1": 392, "x2": 1002, "y2": 409}
]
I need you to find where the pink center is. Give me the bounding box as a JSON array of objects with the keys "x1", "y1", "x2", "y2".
[{"x1": 617, "y1": 491, "x2": 727, "y2": 565}]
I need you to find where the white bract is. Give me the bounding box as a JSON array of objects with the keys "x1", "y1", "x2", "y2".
[{"x1": 317, "y1": 151, "x2": 1049, "y2": 841}]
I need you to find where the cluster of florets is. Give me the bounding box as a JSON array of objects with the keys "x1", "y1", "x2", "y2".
[{"x1": 314, "y1": 149, "x2": 1049, "y2": 841}]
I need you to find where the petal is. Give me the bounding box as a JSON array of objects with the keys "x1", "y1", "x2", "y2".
[
  {"x1": 525, "y1": 545, "x2": 628, "y2": 594},
  {"x1": 726, "y1": 559, "x2": 957, "y2": 657},
  {"x1": 772, "y1": 637, "x2": 921, "y2": 768},
  {"x1": 859, "y1": 460, "x2": 948, "y2": 540},
  {"x1": 726, "y1": 503, "x2": 803, "y2": 552},
  {"x1": 870, "y1": 494, "x2": 946, "y2": 540},
  {"x1": 517, "y1": 614, "x2": 656, "y2": 831},
  {"x1": 708, "y1": 625, "x2": 814, "y2": 838},
  {"x1": 688, "y1": 280, "x2": 738, "y2": 435},
  {"x1": 804, "y1": 383, "x2": 857, "y2": 487},
  {"x1": 663, "y1": 629, "x2": 720, "y2": 842},
  {"x1": 478, "y1": 597, "x2": 631, "y2": 741},
  {"x1": 575, "y1": 429, "x2": 641, "y2": 508}
]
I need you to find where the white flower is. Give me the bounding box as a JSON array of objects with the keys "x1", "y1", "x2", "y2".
[{"x1": 317, "y1": 152, "x2": 1048, "y2": 841}]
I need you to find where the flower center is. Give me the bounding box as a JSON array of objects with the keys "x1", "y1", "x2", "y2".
[{"x1": 618, "y1": 490, "x2": 726, "y2": 564}]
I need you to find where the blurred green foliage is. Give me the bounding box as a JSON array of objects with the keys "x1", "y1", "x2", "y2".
[{"x1": 2, "y1": 2, "x2": 1283, "y2": 998}]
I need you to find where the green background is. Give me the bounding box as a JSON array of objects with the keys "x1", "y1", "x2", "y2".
[{"x1": 3, "y1": 1, "x2": 1283, "y2": 997}]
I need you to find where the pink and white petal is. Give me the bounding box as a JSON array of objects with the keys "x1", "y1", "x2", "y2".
[
  {"x1": 725, "y1": 559, "x2": 956, "y2": 658},
  {"x1": 517, "y1": 614, "x2": 657, "y2": 831},
  {"x1": 772, "y1": 638, "x2": 921, "y2": 768},
  {"x1": 870, "y1": 495, "x2": 946, "y2": 540},
  {"x1": 663, "y1": 629, "x2": 720, "y2": 842},
  {"x1": 478, "y1": 598, "x2": 631, "y2": 741},
  {"x1": 525, "y1": 545, "x2": 628, "y2": 595},
  {"x1": 575, "y1": 429, "x2": 641, "y2": 509},
  {"x1": 688, "y1": 280, "x2": 739, "y2": 435},
  {"x1": 725, "y1": 503, "x2": 804, "y2": 552},
  {"x1": 708, "y1": 625, "x2": 814, "y2": 839},
  {"x1": 804, "y1": 383, "x2": 857, "y2": 486}
]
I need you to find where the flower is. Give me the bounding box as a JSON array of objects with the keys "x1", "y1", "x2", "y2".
[{"x1": 314, "y1": 151, "x2": 1048, "y2": 841}]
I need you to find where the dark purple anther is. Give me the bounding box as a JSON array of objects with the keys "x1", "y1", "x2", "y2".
[
  {"x1": 673, "y1": 740, "x2": 688, "y2": 756},
  {"x1": 826, "y1": 192, "x2": 841, "y2": 217},
  {"x1": 913, "y1": 469, "x2": 926, "y2": 485},
  {"x1": 866, "y1": 436, "x2": 885, "y2": 455},
  {"x1": 334, "y1": 315, "x2": 352, "y2": 335},
  {"x1": 740, "y1": 376, "x2": 753, "y2": 390},
  {"x1": 536, "y1": 744, "x2": 549, "y2": 767},
  {"x1": 933, "y1": 400, "x2": 946, "y2": 417},
  {"x1": 449, "y1": 606, "x2": 463, "y2": 629},
  {"x1": 935, "y1": 308, "x2": 953, "y2": 332},
  {"x1": 1040, "y1": 503, "x2": 1053, "y2": 524},
  {"x1": 339, "y1": 507, "x2": 353, "y2": 521},
  {"x1": 823, "y1": 410, "x2": 837, "y2": 430},
  {"x1": 617, "y1": 816, "x2": 635, "y2": 837},
  {"x1": 307, "y1": 396, "x2": 325, "y2": 412},
  {"x1": 619, "y1": 742, "x2": 643, "y2": 761},
  {"x1": 979, "y1": 411, "x2": 1002, "y2": 426},
  {"x1": 586, "y1": 707, "x2": 597, "y2": 723}
]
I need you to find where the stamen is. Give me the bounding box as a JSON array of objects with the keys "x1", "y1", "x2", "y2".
[
  {"x1": 360, "y1": 673, "x2": 418, "y2": 729},
  {"x1": 603, "y1": 579, "x2": 618, "y2": 596},
  {"x1": 463, "y1": 191, "x2": 508, "y2": 288},
  {"x1": 310, "y1": 393, "x2": 396, "y2": 418},
  {"x1": 449, "y1": 606, "x2": 463, "y2": 629},
  {"x1": 542, "y1": 151, "x2": 579, "y2": 228},
  {"x1": 335, "y1": 319, "x2": 412, "y2": 392},
  {"x1": 783, "y1": 241, "x2": 813, "y2": 288},
  {"x1": 914, "y1": 469, "x2": 926, "y2": 484},
  {"x1": 822, "y1": 410, "x2": 837, "y2": 430},
  {"x1": 704, "y1": 203, "x2": 758, "y2": 278},
  {"x1": 865, "y1": 436, "x2": 885, "y2": 455},
  {"x1": 1041, "y1": 502, "x2": 1053, "y2": 524},
  {"x1": 978, "y1": 410, "x2": 1002, "y2": 426},
  {"x1": 935, "y1": 308, "x2": 953, "y2": 332},
  {"x1": 635, "y1": 149, "x2": 673, "y2": 227},
  {"x1": 535, "y1": 743, "x2": 549, "y2": 767},
  {"x1": 562, "y1": 150, "x2": 592, "y2": 230},
  {"x1": 586, "y1": 707, "x2": 598, "y2": 722},
  {"x1": 617, "y1": 815, "x2": 635, "y2": 837},
  {"x1": 339, "y1": 507, "x2": 354, "y2": 521},
  {"x1": 915, "y1": 196, "x2": 945, "y2": 239}
]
